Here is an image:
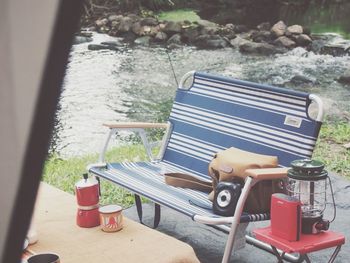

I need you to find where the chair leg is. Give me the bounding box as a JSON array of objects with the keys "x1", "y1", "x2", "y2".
[
  {"x1": 134, "y1": 194, "x2": 161, "y2": 229},
  {"x1": 221, "y1": 177, "x2": 255, "y2": 263}
]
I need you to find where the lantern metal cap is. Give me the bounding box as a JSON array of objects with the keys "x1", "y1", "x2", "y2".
[{"x1": 288, "y1": 159, "x2": 328, "y2": 181}]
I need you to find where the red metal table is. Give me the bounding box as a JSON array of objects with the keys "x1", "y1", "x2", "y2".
[{"x1": 254, "y1": 226, "x2": 345, "y2": 263}]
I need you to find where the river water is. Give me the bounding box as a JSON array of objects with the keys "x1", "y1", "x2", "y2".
[{"x1": 51, "y1": 33, "x2": 350, "y2": 157}]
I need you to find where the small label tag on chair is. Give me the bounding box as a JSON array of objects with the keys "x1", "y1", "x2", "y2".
[
  {"x1": 219, "y1": 164, "x2": 234, "y2": 174},
  {"x1": 284, "y1": 115, "x2": 302, "y2": 128}
]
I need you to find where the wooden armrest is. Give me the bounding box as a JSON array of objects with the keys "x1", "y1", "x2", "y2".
[
  {"x1": 244, "y1": 168, "x2": 289, "y2": 181},
  {"x1": 103, "y1": 122, "x2": 169, "y2": 129}
]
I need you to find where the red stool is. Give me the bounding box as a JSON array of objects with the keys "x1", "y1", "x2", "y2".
[{"x1": 254, "y1": 227, "x2": 345, "y2": 263}]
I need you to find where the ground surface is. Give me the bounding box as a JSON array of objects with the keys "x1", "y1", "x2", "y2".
[{"x1": 124, "y1": 172, "x2": 350, "y2": 263}]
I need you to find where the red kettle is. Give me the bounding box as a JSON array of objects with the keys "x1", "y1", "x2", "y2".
[{"x1": 75, "y1": 174, "x2": 100, "y2": 227}]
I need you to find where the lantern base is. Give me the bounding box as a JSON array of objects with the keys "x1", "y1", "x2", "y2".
[{"x1": 302, "y1": 215, "x2": 323, "y2": 234}]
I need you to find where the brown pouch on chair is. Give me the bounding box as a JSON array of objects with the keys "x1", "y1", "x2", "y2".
[{"x1": 208, "y1": 147, "x2": 284, "y2": 213}]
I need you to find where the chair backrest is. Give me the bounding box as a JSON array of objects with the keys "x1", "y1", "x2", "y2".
[{"x1": 162, "y1": 72, "x2": 322, "y2": 179}]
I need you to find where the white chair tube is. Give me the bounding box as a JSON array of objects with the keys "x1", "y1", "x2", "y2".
[
  {"x1": 309, "y1": 94, "x2": 324, "y2": 122},
  {"x1": 178, "y1": 71, "x2": 195, "y2": 90},
  {"x1": 222, "y1": 176, "x2": 255, "y2": 263}
]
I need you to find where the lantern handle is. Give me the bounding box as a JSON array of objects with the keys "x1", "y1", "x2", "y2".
[
  {"x1": 327, "y1": 176, "x2": 337, "y2": 223},
  {"x1": 309, "y1": 94, "x2": 324, "y2": 122}
]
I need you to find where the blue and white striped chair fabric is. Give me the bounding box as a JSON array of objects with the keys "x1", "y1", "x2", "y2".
[{"x1": 89, "y1": 71, "x2": 322, "y2": 222}]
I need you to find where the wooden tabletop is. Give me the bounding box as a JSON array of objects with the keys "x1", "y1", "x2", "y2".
[{"x1": 27, "y1": 183, "x2": 199, "y2": 263}]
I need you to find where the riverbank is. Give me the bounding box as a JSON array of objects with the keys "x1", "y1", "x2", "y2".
[{"x1": 43, "y1": 119, "x2": 350, "y2": 206}]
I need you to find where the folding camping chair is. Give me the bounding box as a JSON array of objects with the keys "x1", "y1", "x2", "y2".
[{"x1": 88, "y1": 71, "x2": 324, "y2": 263}]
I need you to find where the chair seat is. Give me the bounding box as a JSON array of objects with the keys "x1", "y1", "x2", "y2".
[{"x1": 90, "y1": 161, "x2": 270, "y2": 223}]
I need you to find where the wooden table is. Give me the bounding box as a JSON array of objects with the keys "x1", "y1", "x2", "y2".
[{"x1": 27, "y1": 183, "x2": 199, "y2": 263}]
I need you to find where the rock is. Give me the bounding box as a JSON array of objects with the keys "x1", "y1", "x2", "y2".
[
  {"x1": 343, "y1": 142, "x2": 350, "y2": 149},
  {"x1": 163, "y1": 21, "x2": 182, "y2": 34},
  {"x1": 167, "y1": 34, "x2": 182, "y2": 45},
  {"x1": 108, "y1": 15, "x2": 122, "y2": 22},
  {"x1": 239, "y1": 41, "x2": 281, "y2": 55},
  {"x1": 271, "y1": 21, "x2": 287, "y2": 38},
  {"x1": 274, "y1": 36, "x2": 296, "y2": 48},
  {"x1": 111, "y1": 20, "x2": 120, "y2": 29},
  {"x1": 286, "y1": 25, "x2": 303, "y2": 35},
  {"x1": 127, "y1": 14, "x2": 140, "y2": 22},
  {"x1": 251, "y1": 30, "x2": 272, "y2": 43},
  {"x1": 132, "y1": 22, "x2": 142, "y2": 35},
  {"x1": 196, "y1": 20, "x2": 218, "y2": 28},
  {"x1": 140, "y1": 17, "x2": 158, "y2": 26},
  {"x1": 97, "y1": 26, "x2": 110, "y2": 34},
  {"x1": 257, "y1": 22, "x2": 271, "y2": 31},
  {"x1": 78, "y1": 30, "x2": 93, "y2": 37},
  {"x1": 295, "y1": 34, "x2": 312, "y2": 47},
  {"x1": 134, "y1": 36, "x2": 151, "y2": 46},
  {"x1": 87, "y1": 44, "x2": 119, "y2": 51},
  {"x1": 182, "y1": 26, "x2": 200, "y2": 43},
  {"x1": 234, "y1": 25, "x2": 249, "y2": 33},
  {"x1": 230, "y1": 36, "x2": 249, "y2": 48},
  {"x1": 290, "y1": 75, "x2": 316, "y2": 85},
  {"x1": 225, "y1": 23, "x2": 235, "y2": 31},
  {"x1": 321, "y1": 41, "x2": 350, "y2": 56},
  {"x1": 154, "y1": 31, "x2": 168, "y2": 42},
  {"x1": 338, "y1": 69, "x2": 350, "y2": 84},
  {"x1": 118, "y1": 17, "x2": 134, "y2": 32},
  {"x1": 95, "y1": 18, "x2": 108, "y2": 27},
  {"x1": 194, "y1": 35, "x2": 228, "y2": 49},
  {"x1": 200, "y1": 25, "x2": 219, "y2": 35},
  {"x1": 100, "y1": 41, "x2": 123, "y2": 47},
  {"x1": 73, "y1": 36, "x2": 92, "y2": 45},
  {"x1": 303, "y1": 27, "x2": 311, "y2": 35}
]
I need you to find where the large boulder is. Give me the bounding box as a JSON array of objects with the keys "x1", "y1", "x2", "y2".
[
  {"x1": 163, "y1": 21, "x2": 182, "y2": 34},
  {"x1": 286, "y1": 25, "x2": 303, "y2": 35},
  {"x1": 239, "y1": 41, "x2": 283, "y2": 55},
  {"x1": 118, "y1": 16, "x2": 134, "y2": 32},
  {"x1": 154, "y1": 31, "x2": 168, "y2": 42},
  {"x1": 182, "y1": 26, "x2": 200, "y2": 43},
  {"x1": 295, "y1": 34, "x2": 312, "y2": 47},
  {"x1": 230, "y1": 36, "x2": 249, "y2": 48},
  {"x1": 251, "y1": 30, "x2": 272, "y2": 43},
  {"x1": 233, "y1": 25, "x2": 249, "y2": 33},
  {"x1": 140, "y1": 17, "x2": 158, "y2": 26},
  {"x1": 73, "y1": 36, "x2": 92, "y2": 45},
  {"x1": 194, "y1": 35, "x2": 228, "y2": 49},
  {"x1": 95, "y1": 18, "x2": 108, "y2": 27},
  {"x1": 108, "y1": 15, "x2": 123, "y2": 22},
  {"x1": 274, "y1": 36, "x2": 296, "y2": 48},
  {"x1": 167, "y1": 34, "x2": 182, "y2": 45},
  {"x1": 271, "y1": 21, "x2": 287, "y2": 38},
  {"x1": 134, "y1": 36, "x2": 151, "y2": 46}
]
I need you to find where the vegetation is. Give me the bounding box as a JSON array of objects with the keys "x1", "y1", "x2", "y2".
[
  {"x1": 157, "y1": 9, "x2": 200, "y2": 22},
  {"x1": 43, "y1": 145, "x2": 149, "y2": 208},
  {"x1": 313, "y1": 118, "x2": 350, "y2": 177},
  {"x1": 43, "y1": 119, "x2": 350, "y2": 207}
]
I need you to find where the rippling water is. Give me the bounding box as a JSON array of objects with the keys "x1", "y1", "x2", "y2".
[{"x1": 51, "y1": 33, "x2": 350, "y2": 157}]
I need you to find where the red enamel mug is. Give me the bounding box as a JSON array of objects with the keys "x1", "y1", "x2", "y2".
[{"x1": 75, "y1": 176, "x2": 99, "y2": 206}]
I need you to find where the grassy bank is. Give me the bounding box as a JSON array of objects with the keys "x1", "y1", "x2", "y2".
[
  {"x1": 43, "y1": 120, "x2": 350, "y2": 206},
  {"x1": 43, "y1": 145, "x2": 148, "y2": 208}
]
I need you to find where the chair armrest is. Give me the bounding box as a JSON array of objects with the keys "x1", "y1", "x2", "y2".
[
  {"x1": 103, "y1": 122, "x2": 169, "y2": 129},
  {"x1": 244, "y1": 168, "x2": 289, "y2": 181}
]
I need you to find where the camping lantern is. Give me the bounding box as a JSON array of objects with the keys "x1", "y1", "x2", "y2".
[{"x1": 287, "y1": 159, "x2": 336, "y2": 234}]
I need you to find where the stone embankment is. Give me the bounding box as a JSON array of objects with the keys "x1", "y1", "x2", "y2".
[{"x1": 77, "y1": 14, "x2": 350, "y2": 58}]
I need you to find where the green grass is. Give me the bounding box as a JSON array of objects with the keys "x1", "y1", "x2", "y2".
[
  {"x1": 43, "y1": 120, "x2": 350, "y2": 206},
  {"x1": 157, "y1": 9, "x2": 200, "y2": 22},
  {"x1": 43, "y1": 145, "x2": 149, "y2": 208},
  {"x1": 313, "y1": 119, "x2": 350, "y2": 177}
]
